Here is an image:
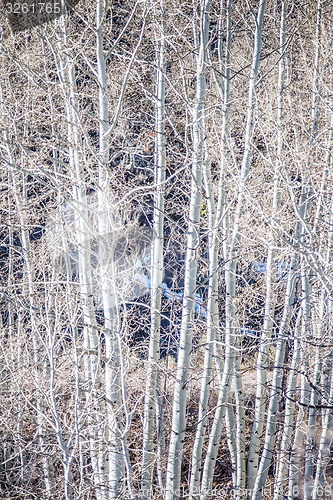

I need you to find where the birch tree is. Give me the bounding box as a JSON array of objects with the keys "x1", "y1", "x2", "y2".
[
  {"x1": 165, "y1": 1, "x2": 209, "y2": 497},
  {"x1": 247, "y1": 0, "x2": 287, "y2": 488},
  {"x1": 201, "y1": 2, "x2": 266, "y2": 497},
  {"x1": 141, "y1": 3, "x2": 166, "y2": 496},
  {"x1": 189, "y1": 0, "x2": 232, "y2": 497},
  {"x1": 0, "y1": 0, "x2": 332, "y2": 498}
]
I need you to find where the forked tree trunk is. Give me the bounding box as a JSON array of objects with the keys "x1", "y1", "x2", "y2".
[
  {"x1": 247, "y1": 0, "x2": 286, "y2": 487},
  {"x1": 201, "y1": 2, "x2": 266, "y2": 497},
  {"x1": 189, "y1": 2, "x2": 231, "y2": 497}
]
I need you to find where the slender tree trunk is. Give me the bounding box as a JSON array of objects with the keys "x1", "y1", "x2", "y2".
[
  {"x1": 201, "y1": 2, "x2": 266, "y2": 496},
  {"x1": 247, "y1": 0, "x2": 286, "y2": 487},
  {"x1": 165, "y1": 2, "x2": 209, "y2": 497},
  {"x1": 189, "y1": 2, "x2": 231, "y2": 497},
  {"x1": 8, "y1": 145, "x2": 56, "y2": 499},
  {"x1": 96, "y1": 2, "x2": 126, "y2": 496},
  {"x1": 251, "y1": 254, "x2": 299, "y2": 500},
  {"x1": 273, "y1": 311, "x2": 301, "y2": 500},
  {"x1": 312, "y1": 137, "x2": 333, "y2": 500},
  {"x1": 141, "y1": 4, "x2": 166, "y2": 497},
  {"x1": 52, "y1": 15, "x2": 106, "y2": 498}
]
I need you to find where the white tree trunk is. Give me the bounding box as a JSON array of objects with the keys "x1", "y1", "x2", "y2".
[
  {"x1": 52, "y1": 15, "x2": 106, "y2": 499},
  {"x1": 201, "y1": 2, "x2": 266, "y2": 496},
  {"x1": 273, "y1": 311, "x2": 301, "y2": 500},
  {"x1": 312, "y1": 143, "x2": 333, "y2": 500},
  {"x1": 189, "y1": 2, "x2": 231, "y2": 496},
  {"x1": 96, "y1": 2, "x2": 127, "y2": 496},
  {"x1": 7, "y1": 142, "x2": 56, "y2": 499},
  {"x1": 247, "y1": 0, "x2": 286, "y2": 487},
  {"x1": 165, "y1": 2, "x2": 209, "y2": 497},
  {"x1": 141, "y1": 5, "x2": 166, "y2": 496}
]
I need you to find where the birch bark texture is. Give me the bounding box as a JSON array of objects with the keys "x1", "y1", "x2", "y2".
[
  {"x1": 141, "y1": 4, "x2": 166, "y2": 496},
  {"x1": 0, "y1": 0, "x2": 332, "y2": 499},
  {"x1": 165, "y1": 1, "x2": 209, "y2": 497}
]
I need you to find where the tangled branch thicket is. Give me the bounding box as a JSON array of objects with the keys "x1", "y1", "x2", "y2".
[{"x1": 0, "y1": 0, "x2": 332, "y2": 498}]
